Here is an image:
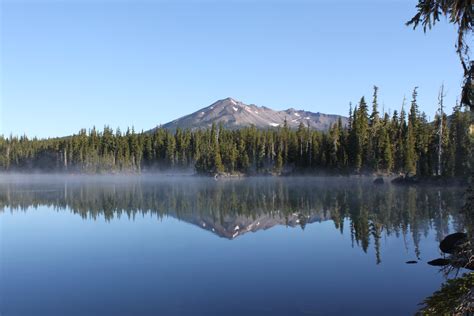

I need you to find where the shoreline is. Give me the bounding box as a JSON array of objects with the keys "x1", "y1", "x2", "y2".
[{"x1": 0, "y1": 171, "x2": 469, "y2": 187}]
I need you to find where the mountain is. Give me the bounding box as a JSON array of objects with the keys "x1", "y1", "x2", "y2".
[{"x1": 154, "y1": 97, "x2": 347, "y2": 132}]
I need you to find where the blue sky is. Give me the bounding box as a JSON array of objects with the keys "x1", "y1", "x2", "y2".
[{"x1": 0, "y1": 0, "x2": 463, "y2": 138}]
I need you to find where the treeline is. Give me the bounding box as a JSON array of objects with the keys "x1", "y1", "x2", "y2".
[{"x1": 0, "y1": 87, "x2": 472, "y2": 177}]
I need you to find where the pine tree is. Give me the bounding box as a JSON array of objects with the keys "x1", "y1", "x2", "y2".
[
  {"x1": 379, "y1": 114, "x2": 393, "y2": 172},
  {"x1": 165, "y1": 132, "x2": 176, "y2": 167},
  {"x1": 274, "y1": 151, "x2": 283, "y2": 174},
  {"x1": 354, "y1": 97, "x2": 369, "y2": 172},
  {"x1": 405, "y1": 124, "x2": 416, "y2": 174},
  {"x1": 369, "y1": 86, "x2": 381, "y2": 171},
  {"x1": 407, "y1": 87, "x2": 421, "y2": 174}
]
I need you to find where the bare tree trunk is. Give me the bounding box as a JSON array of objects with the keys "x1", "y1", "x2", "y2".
[
  {"x1": 64, "y1": 148, "x2": 68, "y2": 170},
  {"x1": 437, "y1": 85, "x2": 445, "y2": 176}
]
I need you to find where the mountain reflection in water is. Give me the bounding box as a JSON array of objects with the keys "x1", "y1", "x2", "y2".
[{"x1": 0, "y1": 176, "x2": 466, "y2": 263}]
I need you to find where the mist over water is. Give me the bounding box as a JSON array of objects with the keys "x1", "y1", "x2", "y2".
[{"x1": 0, "y1": 176, "x2": 468, "y2": 315}]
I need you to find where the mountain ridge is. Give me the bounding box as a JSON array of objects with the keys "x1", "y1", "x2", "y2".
[{"x1": 150, "y1": 97, "x2": 347, "y2": 132}]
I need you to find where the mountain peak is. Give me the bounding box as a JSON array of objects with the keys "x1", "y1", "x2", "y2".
[
  {"x1": 222, "y1": 97, "x2": 238, "y2": 103},
  {"x1": 152, "y1": 99, "x2": 347, "y2": 132},
  {"x1": 211, "y1": 97, "x2": 240, "y2": 106}
]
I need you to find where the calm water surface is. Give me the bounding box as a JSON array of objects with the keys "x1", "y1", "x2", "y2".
[{"x1": 0, "y1": 176, "x2": 468, "y2": 315}]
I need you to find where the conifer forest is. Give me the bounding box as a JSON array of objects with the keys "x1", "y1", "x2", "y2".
[{"x1": 1, "y1": 87, "x2": 472, "y2": 177}]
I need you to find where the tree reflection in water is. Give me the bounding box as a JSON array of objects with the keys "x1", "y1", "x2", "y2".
[{"x1": 0, "y1": 177, "x2": 467, "y2": 265}]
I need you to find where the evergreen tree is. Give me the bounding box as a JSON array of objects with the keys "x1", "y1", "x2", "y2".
[{"x1": 354, "y1": 97, "x2": 369, "y2": 172}]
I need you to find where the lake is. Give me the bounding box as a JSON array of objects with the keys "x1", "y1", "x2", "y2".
[{"x1": 0, "y1": 175, "x2": 468, "y2": 315}]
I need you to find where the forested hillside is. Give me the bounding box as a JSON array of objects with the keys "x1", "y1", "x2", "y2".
[{"x1": 1, "y1": 87, "x2": 471, "y2": 177}]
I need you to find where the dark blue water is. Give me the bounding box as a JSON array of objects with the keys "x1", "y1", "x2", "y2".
[{"x1": 0, "y1": 176, "x2": 467, "y2": 315}]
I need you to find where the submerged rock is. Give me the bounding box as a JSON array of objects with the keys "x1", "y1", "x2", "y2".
[
  {"x1": 391, "y1": 173, "x2": 419, "y2": 185},
  {"x1": 427, "y1": 258, "x2": 451, "y2": 266},
  {"x1": 373, "y1": 177, "x2": 384, "y2": 185},
  {"x1": 439, "y1": 232, "x2": 468, "y2": 254},
  {"x1": 428, "y1": 232, "x2": 473, "y2": 271}
]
